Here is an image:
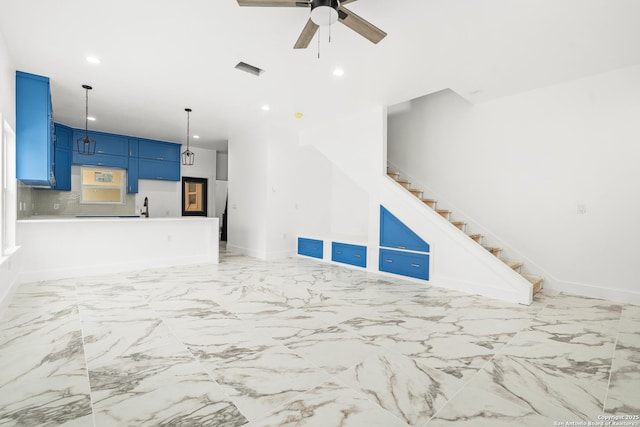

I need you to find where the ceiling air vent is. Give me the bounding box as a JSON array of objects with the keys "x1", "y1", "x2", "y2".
[{"x1": 235, "y1": 61, "x2": 265, "y2": 77}]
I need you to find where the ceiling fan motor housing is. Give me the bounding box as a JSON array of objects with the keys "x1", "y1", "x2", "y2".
[{"x1": 310, "y1": 0, "x2": 339, "y2": 26}]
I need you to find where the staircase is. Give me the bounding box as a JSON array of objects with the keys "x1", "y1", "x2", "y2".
[{"x1": 387, "y1": 170, "x2": 543, "y2": 295}]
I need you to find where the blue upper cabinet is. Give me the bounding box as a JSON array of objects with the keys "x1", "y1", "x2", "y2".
[
  {"x1": 380, "y1": 205, "x2": 430, "y2": 252},
  {"x1": 137, "y1": 139, "x2": 181, "y2": 181},
  {"x1": 72, "y1": 130, "x2": 129, "y2": 166},
  {"x1": 16, "y1": 71, "x2": 55, "y2": 187},
  {"x1": 53, "y1": 123, "x2": 72, "y2": 191}
]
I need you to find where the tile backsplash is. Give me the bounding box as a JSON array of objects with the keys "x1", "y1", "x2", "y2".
[{"x1": 18, "y1": 184, "x2": 136, "y2": 218}]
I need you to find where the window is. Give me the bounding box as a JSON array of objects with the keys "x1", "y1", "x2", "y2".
[
  {"x1": 80, "y1": 167, "x2": 126, "y2": 204},
  {"x1": 1, "y1": 116, "x2": 17, "y2": 254}
]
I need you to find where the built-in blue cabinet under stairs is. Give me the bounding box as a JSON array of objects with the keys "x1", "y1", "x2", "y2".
[
  {"x1": 297, "y1": 206, "x2": 430, "y2": 281},
  {"x1": 379, "y1": 205, "x2": 430, "y2": 280}
]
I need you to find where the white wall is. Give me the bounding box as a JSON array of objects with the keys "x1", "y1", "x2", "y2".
[
  {"x1": 227, "y1": 125, "x2": 269, "y2": 258},
  {"x1": 388, "y1": 65, "x2": 640, "y2": 304},
  {"x1": 0, "y1": 28, "x2": 19, "y2": 314}
]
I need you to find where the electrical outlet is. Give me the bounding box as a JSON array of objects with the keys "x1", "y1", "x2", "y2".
[
  {"x1": 577, "y1": 204, "x2": 587, "y2": 214},
  {"x1": 53, "y1": 203, "x2": 59, "y2": 210}
]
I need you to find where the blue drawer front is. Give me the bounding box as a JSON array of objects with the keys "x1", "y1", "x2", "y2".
[
  {"x1": 72, "y1": 151, "x2": 128, "y2": 168},
  {"x1": 379, "y1": 248, "x2": 429, "y2": 280},
  {"x1": 332, "y1": 242, "x2": 367, "y2": 268},
  {"x1": 298, "y1": 238, "x2": 323, "y2": 259}
]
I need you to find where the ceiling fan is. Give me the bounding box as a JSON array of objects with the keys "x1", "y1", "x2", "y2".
[{"x1": 236, "y1": 0, "x2": 387, "y2": 49}]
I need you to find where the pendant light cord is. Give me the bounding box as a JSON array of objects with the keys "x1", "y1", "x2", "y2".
[
  {"x1": 186, "y1": 110, "x2": 190, "y2": 151},
  {"x1": 84, "y1": 88, "x2": 89, "y2": 137}
]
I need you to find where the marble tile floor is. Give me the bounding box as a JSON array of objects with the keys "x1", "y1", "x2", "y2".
[{"x1": 0, "y1": 251, "x2": 638, "y2": 427}]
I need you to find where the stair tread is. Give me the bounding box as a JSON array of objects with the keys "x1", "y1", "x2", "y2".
[
  {"x1": 482, "y1": 245, "x2": 501, "y2": 250},
  {"x1": 421, "y1": 198, "x2": 437, "y2": 202},
  {"x1": 468, "y1": 233, "x2": 483, "y2": 238},
  {"x1": 521, "y1": 273, "x2": 543, "y2": 284},
  {"x1": 450, "y1": 221, "x2": 466, "y2": 225},
  {"x1": 437, "y1": 209, "x2": 451, "y2": 214},
  {"x1": 396, "y1": 179, "x2": 410, "y2": 184},
  {"x1": 522, "y1": 274, "x2": 544, "y2": 294},
  {"x1": 501, "y1": 258, "x2": 524, "y2": 269}
]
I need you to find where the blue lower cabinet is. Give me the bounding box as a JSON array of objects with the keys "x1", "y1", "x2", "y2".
[
  {"x1": 379, "y1": 248, "x2": 429, "y2": 280},
  {"x1": 298, "y1": 237, "x2": 323, "y2": 259},
  {"x1": 332, "y1": 242, "x2": 367, "y2": 268}
]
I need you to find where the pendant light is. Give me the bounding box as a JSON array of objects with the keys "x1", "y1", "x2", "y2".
[
  {"x1": 181, "y1": 108, "x2": 195, "y2": 166},
  {"x1": 76, "y1": 84, "x2": 97, "y2": 156}
]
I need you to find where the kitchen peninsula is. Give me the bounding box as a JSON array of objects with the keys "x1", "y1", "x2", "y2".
[{"x1": 17, "y1": 216, "x2": 219, "y2": 283}]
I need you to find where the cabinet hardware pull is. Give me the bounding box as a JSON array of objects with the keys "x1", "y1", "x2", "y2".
[
  {"x1": 354, "y1": 254, "x2": 361, "y2": 257},
  {"x1": 385, "y1": 259, "x2": 393, "y2": 263},
  {"x1": 397, "y1": 246, "x2": 406, "y2": 249},
  {"x1": 336, "y1": 251, "x2": 342, "y2": 254},
  {"x1": 411, "y1": 263, "x2": 421, "y2": 268},
  {"x1": 157, "y1": 157, "x2": 164, "y2": 160}
]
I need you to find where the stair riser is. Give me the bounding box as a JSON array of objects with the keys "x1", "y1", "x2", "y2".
[
  {"x1": 438, "y1": 211, "x2": 451, "y2": 220},
  {"x1": 422, "y1": 200, "x2": 437, "y2": 209}
]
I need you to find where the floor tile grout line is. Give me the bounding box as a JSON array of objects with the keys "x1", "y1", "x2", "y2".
[
  {"x1": 420, "y1": 292, "x2": 554, "y2": 426},
  {"x1": 140, "y1": 287, "x2": 255, "y2": 425},
  {"x1": 601, "y1": 306, "x2": 625, "y2": 415},
  {"x1": 73, "y1": 278, "x2": 98, "y2": 427}
]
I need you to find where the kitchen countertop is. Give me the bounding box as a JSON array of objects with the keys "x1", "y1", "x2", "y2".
[{"x1": 18, "y1": 216, "x2": 217, "y2": 222}]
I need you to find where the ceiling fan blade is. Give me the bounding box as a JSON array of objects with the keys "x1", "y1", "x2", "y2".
[
  {"x1": 294, "y1": 18, "x2": 319, "y2": 49},
  {"x1": 237, "y1": 0, "x2": 309, "y2": 6},
  {"x1": 338, "y1": 6, "x2": 387, "y2": 44}
]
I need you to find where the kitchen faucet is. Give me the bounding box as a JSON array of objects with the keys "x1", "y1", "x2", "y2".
[{"x1": 141, "y1": 197, "x2": 149, "y2": 218}]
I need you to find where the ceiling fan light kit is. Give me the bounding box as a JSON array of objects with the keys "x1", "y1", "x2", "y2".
[{"x1": 236, "y1": 0, "x2": 386, "y2": 50}]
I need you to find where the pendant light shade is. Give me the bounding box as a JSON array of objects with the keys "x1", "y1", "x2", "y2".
[
  {"x1": 77, "y1": 84, "x2": 96, "y2": 156},
  {"x1": 181, "y1": 108, "x2": 195, "y2": 166}
]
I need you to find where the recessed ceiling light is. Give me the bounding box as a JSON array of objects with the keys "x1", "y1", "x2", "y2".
[
  {"x1": 193, "y1": 135, "x2": 200, "y2": 139},
  {"x1": 262, "y1": 105, "x2": 270, "y2": 111},
  {"x1": 333, "y1": 68, "x2": 344, "y2": 77},
  {"x1": 87, "y1": 116, "x2": 96, "y2": 121},
  {"x1": 86, "y1": 56, "x2": 101, "y2": 64}
]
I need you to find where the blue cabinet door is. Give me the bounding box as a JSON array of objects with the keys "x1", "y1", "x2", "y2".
[
  {"x1": 138, "y1": 158, "x2": 180, "y2": 181},
  {"x1": 138, "y1": 139, "x2": 181, "y2": 161},
  {"x1": 16, "y1": 71, "x2": 55, "y2": 186},
  {"x1": 52, "y1": 123, "x2": 72, "y2": 191},
  {"x1": 298, "y1": 237, "x2": 323, "y2": 259},
  {"x1": 53, "y1": 147, "x2": 71, "y2": 191},
  {"x1": 380, "y1": 206, "x2": 430, "y2": 252},
  {"x1": 72, "y1": 130, "x2": 129, "y2": 164},
  {"x1": 127, "y1": 157, "x2": 139, "y2": 193},
  {"x1": 379, "y1": 248, "x2": 430, "y2": 280},
  {"x1": 128, "y1": 138, "x2": 139, "y2": 157},
  {"x1": 332, "y1": 242, "x2": 367, "y2": 268}
]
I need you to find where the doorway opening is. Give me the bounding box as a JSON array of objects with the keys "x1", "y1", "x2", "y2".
[{"x1": 181, "y1": 177, "x2": 207, "y2": 216}]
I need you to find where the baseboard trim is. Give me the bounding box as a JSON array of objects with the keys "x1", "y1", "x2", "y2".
[
  {"x1": 18, "y1": 255, "x2": 215, "y2": 285},
  {"x1": 545, "y1": 279, "x2": 640, "y2": 306}
]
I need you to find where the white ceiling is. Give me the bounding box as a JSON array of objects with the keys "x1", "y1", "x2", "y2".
[{"x1": 1, "y1": 0, "x2": 639, "y2": 153}]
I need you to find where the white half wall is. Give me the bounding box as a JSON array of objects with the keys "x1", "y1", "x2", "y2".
[
  {"x1": 388, "y1": 65, "x2": 640, "y2": 304},
  {"x1": 17, "y1": 217, "x2": 219, "y2": 283}
]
